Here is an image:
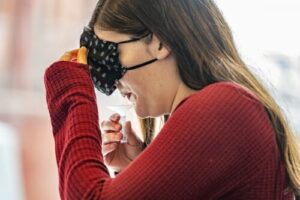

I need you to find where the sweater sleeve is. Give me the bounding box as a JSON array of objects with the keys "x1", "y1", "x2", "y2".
[{"x1": 44, "y1": 61, "x2": 280, "y2": 199}]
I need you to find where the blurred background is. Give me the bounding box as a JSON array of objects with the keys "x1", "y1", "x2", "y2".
[{"x1": 0, "y1": 0, "x2": 299, "y2": 199}]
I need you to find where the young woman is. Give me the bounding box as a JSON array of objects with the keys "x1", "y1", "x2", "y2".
[{"x1": 45, "y1": 0, "x2": 300, "y2": 199}]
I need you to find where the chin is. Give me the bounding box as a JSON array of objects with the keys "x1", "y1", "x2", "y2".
[
  {"x1": 135, "y1": 109, "x2": 149, "y2": 119},
  {"x1": 134, "y1": 97, "x2": 165, "y2": 118},
  {"x1": 135, "y1": 106, "x2": 164, "y2": 119}
]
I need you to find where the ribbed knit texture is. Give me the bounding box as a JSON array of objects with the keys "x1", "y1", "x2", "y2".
[{"x1": 44, "y1": 61, "x2": 293, "y2": 200}]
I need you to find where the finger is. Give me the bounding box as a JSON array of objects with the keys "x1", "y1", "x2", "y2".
[
  {"x1": 69, "y1": 49, "x2": 79, "y2": 62},
  {"x1": 69, "y1": 49, "x2": 79, "y2": 54},
  {"x1": 59, "y1": 49, "x2": 79, "y2": 61},
  {"x1": 59, "y1": 52, "x2": 72, "y2": 61},
  {"x1": 102, "y1": 132, "x2": 122, "y2": 144},
  {"x1": 124, "y1": 121, "x2": 143, "y2": 147},
  {"x1": 77, "y1": 47, "x2": 87, "y2": 64},
  {"x1": 109, "y1": 113, "x2": 120, "y2": 122},
  {"x1": 102, "y1": 142, "x2": 118, "y2": 156},
  {"x1": 101, "y1": 120, "x2": 121, "y2": 132}
]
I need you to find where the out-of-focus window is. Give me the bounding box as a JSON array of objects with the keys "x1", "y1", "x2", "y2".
[{"x1": 0, "y1": 122, "x2": 24, "y2": 200}]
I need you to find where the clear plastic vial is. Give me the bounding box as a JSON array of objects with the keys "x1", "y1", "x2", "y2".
[{"x1": 107, "y1": 105, "x2": 132, "y2": 144}]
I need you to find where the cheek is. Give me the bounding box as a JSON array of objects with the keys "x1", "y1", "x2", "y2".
[
  {"x1": 118, "y1": 46, "x2": 150, "y2": 68},
  {"x1": 123, "y1": 72, "x2": 145, "y2": 92},
  {"x1": 121, "y1": 68, "x2": 161, "y2": 100},
  {"x1": 122, "y1": 74, "x2": 163, "y2": 117},
  {"x1": 118, "y1": 45, "x2": 132, "y2": 67}
]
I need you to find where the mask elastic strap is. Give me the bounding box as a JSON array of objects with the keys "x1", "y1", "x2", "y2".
[
  {"x1": 117, "y1": 33, "x2": 151, "y2": 44},
  {"x1": 125, "y1": 58, "x2": 158, "y2": 71}
]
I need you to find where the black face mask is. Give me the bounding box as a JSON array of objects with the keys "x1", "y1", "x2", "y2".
[{"x1": 80, "y1": 26, "x2": 157, "y2": 95}]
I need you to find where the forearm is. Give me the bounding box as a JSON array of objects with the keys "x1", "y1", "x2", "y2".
[{"x1": 44, "y1": 61, "x2": 110, "y2": 199}]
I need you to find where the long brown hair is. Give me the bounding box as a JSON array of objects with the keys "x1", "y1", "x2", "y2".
[
  {"x1": 138, "y1": 115, "x2": 169, "y2": 147},
  {"x1": 89, "y1": 0, "x2": 300, "y2": 193}
]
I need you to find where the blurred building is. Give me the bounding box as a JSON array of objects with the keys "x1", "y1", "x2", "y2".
[{"x1": 0, "y1": 0, "x2": 98, "y2": 199}]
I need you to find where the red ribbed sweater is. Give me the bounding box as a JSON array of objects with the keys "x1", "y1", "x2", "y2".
[{"x1": 44, "y1": 61, "x2": 293, "y2": 200}]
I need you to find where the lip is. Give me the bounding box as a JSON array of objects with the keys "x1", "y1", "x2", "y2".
[{"x1": 120, "y1": 92, "x2": 136, "y2": 104}]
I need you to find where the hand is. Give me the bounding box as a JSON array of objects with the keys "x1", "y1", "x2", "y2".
[
  {"x1": 101, "y1": 113, "x2": 144, "y2": 172},
  {"x1": 59, "y1": 47, "x2": 87, "y2": 64}
]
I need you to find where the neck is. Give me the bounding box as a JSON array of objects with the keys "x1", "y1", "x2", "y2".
[{"x1": 170, "y1": 83, "x2": 198, "y2": 114}]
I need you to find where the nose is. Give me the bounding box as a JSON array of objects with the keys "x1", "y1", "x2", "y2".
[
  {"x1": 115, "y1": 80, "x2": 120, "y2": 87},
  {"x1": 115, "y1": 80, "x2": 124, "y2": 91}
]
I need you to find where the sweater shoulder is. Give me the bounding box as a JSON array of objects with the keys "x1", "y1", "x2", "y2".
[
  {"x1": 167, "y1": 82, "x2": 278, "y2": 184},
  {"x1": 198, "y1": 81, "x2": 260, "y2": 102},
  {"x1": 176, "y1": 81, "x2": 262, "y2": 113}
]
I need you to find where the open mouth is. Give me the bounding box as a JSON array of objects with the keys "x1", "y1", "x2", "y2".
[
  {"x1": 126, "y1": 93, "x2": 136, "y2": 103},
  {"x1": 125, "y1": 93, "x2": 131, "y2": 100}
]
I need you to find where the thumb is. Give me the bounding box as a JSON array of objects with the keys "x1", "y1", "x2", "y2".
[
  {"x1": 124, "y1": 121, "x2": 141, "y2": 145},
  {"x1": 77, "y1": 47, "x2": 87, "y2": 64}
]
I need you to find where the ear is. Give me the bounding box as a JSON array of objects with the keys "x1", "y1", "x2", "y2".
[{"x1": 147, "y1": 34, "x2": 171, "y2": 60}]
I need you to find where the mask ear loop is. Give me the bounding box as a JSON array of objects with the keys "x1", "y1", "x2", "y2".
[
  {"x1": 117, "y1": 33, "x2": 151, "y2": 45},
  {"x1": 119, "y1": 33, "x2": 157, "y2": 71},
  {"x1": 112, "y1": 32, "x2": 158, "y2": 87},
  {"x1": 123, "y1": 59, "x2": 158, "y2": 71}
]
